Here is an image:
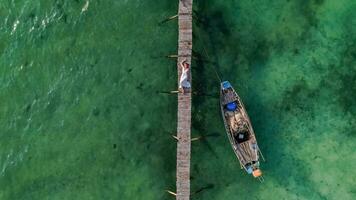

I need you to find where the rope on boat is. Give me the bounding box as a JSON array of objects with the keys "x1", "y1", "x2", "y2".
[
  {"x1": 195, "y1": 27, "x2": 223, "y2": 83},
  {"x1": 202, "y1": 46, "x2": 222, "y2": 83}
]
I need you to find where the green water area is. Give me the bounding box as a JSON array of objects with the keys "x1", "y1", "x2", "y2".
[{"x1": 0, "y1": 0, "x2": 355, "y2": 199}]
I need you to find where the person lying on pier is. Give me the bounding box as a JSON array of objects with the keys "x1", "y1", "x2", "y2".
[{"x1": 178, "y1": 59, "x2": 191, "y2": 94}]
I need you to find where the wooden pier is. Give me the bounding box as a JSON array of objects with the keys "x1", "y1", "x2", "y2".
[{"x1": 176, "y1": 0, "x2": 193, "y2": 200}]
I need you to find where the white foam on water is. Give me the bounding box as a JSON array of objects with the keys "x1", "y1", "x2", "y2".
[
  {"x1": 10, "y1": 20, "x2": 19, "y2": 35},
  {"x1": 0, "y1": 145, "x2": 30, "y2": 177},
  {"x1": 81, "y1": 1, "x2": 90, "y2": 13}
]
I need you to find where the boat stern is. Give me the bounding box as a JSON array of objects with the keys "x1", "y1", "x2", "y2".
[
  {"x1": 252, "y1": 169, "x2": 262, "y2": 178},
  {"x1": 246, "y1": 162, "x2": 263, "y2": 179}
]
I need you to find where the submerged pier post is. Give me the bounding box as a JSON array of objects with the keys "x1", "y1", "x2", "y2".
[{"x1": 176, "y1": 0, "x2": 193, "y2": 200}]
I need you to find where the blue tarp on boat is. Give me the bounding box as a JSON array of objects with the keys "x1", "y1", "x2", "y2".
[{"x1": 222, "y1": 81, "x2": 232, "y2": 89}]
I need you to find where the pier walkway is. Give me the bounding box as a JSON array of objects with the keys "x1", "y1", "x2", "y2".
[{"x1": 176, "y1": 0, "x2": 193, "y2": 200}]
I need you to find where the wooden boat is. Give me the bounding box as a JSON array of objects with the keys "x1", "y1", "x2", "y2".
[{"x1": 220, "y1": 81, "x2": 264, "y2": 179}]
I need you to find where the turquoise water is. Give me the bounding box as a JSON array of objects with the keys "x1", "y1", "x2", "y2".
[{"x1": 0, "y1": 0, "x2": 355, "y2": 199}]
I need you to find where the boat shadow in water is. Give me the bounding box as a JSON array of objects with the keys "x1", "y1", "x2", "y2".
[{"x1": 245, "y1": 86, "x2": 328, "y2": 199}]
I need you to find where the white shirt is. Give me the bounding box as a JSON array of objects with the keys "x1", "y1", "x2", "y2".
[{"x1": 179, "y1": 66, "x2": 191, "y2": 88}]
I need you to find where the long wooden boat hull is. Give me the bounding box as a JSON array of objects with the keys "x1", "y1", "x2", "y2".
[{"x1": 220, "y1": 81, "x2": 263, "y2": 178}]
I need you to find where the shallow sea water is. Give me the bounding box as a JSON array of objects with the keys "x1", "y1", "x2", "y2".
[{"x1": 0, "y1": 0, "x2": 355, "y2": 199}]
